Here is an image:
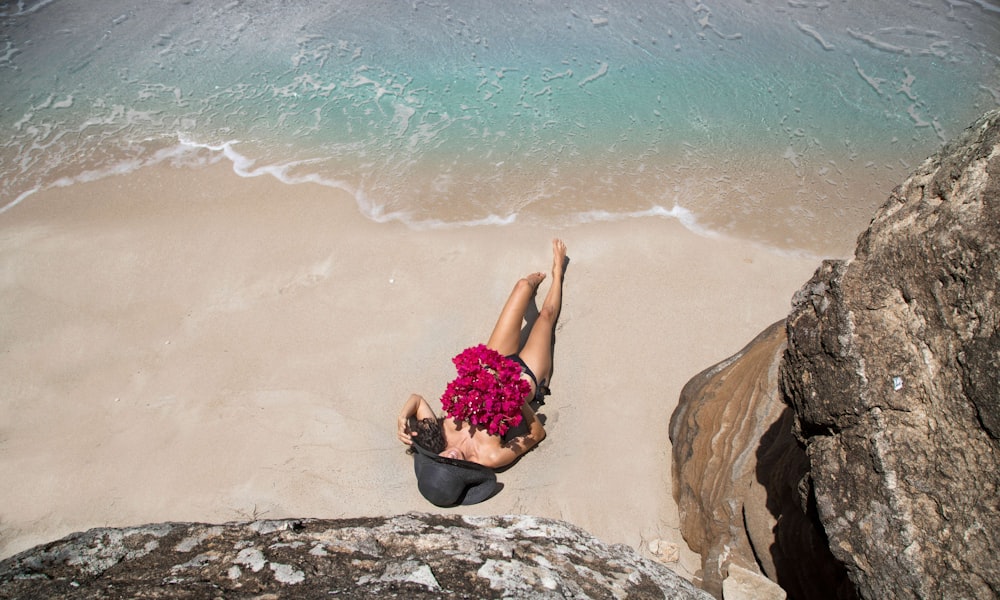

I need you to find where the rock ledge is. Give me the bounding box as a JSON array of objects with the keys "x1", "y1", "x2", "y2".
[{"x1": 0, "y1": 513, "x2": 710, "y2": 599}]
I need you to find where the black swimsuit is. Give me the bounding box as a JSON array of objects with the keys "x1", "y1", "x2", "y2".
[
  {"x1": 500, "y1": 354, "x2": 549, "y2": 443},
  {"x1": 505, "y1": 354, "x2": 549, "y2": 405}
]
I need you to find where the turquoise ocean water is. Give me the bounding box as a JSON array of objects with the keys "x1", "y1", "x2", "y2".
[{"x1": 1, "y1": 0, "x2": 997, "y2": 252}]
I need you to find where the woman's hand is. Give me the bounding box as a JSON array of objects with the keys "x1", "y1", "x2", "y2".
[
  {"x1": 397, "y1": 413, "x2": 415, "y2": 445},
  {"x1": 397, "y1": 393, "x2": 429, "y2": 445}
]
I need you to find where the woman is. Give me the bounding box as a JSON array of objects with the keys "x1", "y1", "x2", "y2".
[{"x1": 397, "y1": 238, "x2": 567, "y2": 506}]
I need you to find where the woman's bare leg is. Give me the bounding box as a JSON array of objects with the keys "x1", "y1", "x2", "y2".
[
  {"x1": 486, "y1": 271, "x2": 545, "y2": 357},
  {"x1": 517, "y1": 239, "x2": 567, "y2": 386}
]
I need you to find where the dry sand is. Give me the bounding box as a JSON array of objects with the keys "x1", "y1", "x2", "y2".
[{"x1": 0, "y1": 161, "x2": 825, "y2": 578}]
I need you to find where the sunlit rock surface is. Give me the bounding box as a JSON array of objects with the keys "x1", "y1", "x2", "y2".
[
  {"x1": 670, "y1": 321, "x2": 852, "y2": 600},
  {"x1": 673, "y1": 109, "x2": 1000, "y2": 600},
  {"x1": 782, "y1": 110, "x2": 1000, "y2": 600},
  {"x1": 0, "y1": 513, "x2": 711, "y2": 599}
]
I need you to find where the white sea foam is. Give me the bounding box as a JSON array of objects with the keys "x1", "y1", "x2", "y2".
[
  {"x1": 0, "y1": 0, "x2": 995, "y2": 256},
  {"x1": 174, "y1": 136, "x2": 723, "y2": 237},
  {"x1": 0, "y1": 187, "x2": 39, "y2": 214},
  {"x1": 0, "y1": 0, "x2": 58, "y2": 18},
  {"x1": 176, "y1": 135, "x2": 418, "y2": 226},
  {"x1": 568, "y1": 203, "x2": 718, "y2": 238},
  {"x1": 578, "y1": 62, "x2": 608, "y2": 88},
  {"x1": 178, "y1": 136, "x2": 357, "y2": 191},
  {"x1": 177, "y1": 135, "x2": 529, "y2": 229},
  {"x1": 796, "y1": 21, "x2": 835, "y2": 51},
  {"x1": 0, "y1": 140, "x2": 217, "y2": 213},
  {"x1": 967, "y1": 0, "x2": 1000, "y2": 13},
  {"x1": 404, "y1": 213, "x2": 520, "y2": 230}
]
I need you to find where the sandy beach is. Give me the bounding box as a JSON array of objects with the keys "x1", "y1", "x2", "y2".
[{"x1": 0, "y1": 161, "x2": 826, "y2": 579}]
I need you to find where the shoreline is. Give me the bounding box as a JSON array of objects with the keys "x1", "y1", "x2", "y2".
[
  {"x1": 1, "y1": 134, "x2": 878, "y2": 259},
  {"x1": 0, "y1": 160, "x2": 823, "y2": 578}
]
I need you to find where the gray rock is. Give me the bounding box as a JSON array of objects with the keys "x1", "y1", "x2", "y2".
[
  {"x1": 672, "y1": 109, "x2": 1000, "y2": 600},
  {"x1": 781, "y1": 109, "x2": 1000, "y2": 599},
  {"x1": 0, "y1": 513, "x2": 712, "y2": 599}
]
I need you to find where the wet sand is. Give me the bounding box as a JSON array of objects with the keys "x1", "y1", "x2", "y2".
[{"x1": 0, "y1": 161, "x2": 824, "y2": 579}]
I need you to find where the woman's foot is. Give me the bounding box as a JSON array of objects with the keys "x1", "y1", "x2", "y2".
[
  {"x1": 552, "y1": 239, "x2": 567, "y2": 278},
  {"x1": 525, "y1": 272, "x2": 546, "y2": 289}
]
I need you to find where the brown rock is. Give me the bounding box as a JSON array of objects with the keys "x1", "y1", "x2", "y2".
[
  {"x1": 671, "y1": 321, "x2": 854, "y2": 599},
  {"x1": 722, "y1": 563, "x2": 787, "y2": 600}
]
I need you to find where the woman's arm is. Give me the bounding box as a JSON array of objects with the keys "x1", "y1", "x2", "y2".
[
  {"x1": 480, "y1": 403, "x2": 547, "y2": 468},
  {"x1": 397, "y1": 393, "x2": 436, "y2": 445}
]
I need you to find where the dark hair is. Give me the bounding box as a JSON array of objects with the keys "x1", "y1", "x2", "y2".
[{"x1": 406, "y1": 417, "x2": 446, "y2": 454}]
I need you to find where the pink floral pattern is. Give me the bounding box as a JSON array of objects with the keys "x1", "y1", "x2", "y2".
[{"x1": 440, "y1": 344, "x2": 531, "y2": 436}]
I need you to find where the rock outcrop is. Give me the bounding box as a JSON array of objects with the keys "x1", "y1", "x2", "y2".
[
  {"x1": 672, "y1": 107, "x2": 1000, "y2": 600},
  {"x1": 671, "y1": 321, "x2": 853, "y2": 600},
  {"x1": 781, "y1": 110, "x2": 1000, "y2": 599},
  {"x1": 0, "y1": 513, "x2": 711, "y2": 599}
]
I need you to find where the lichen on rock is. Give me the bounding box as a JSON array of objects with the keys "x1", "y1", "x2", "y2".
[{"x1": 0, "y1": 513, "x2": 711, "y2": 599}]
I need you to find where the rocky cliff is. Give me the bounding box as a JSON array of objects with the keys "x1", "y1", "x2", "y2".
[
  {"x1": 0, "y1": 513, "x2": 710, "y2": 599},
  {"x1": 782, "y1": 109, "x2": 1000, "y2": 599},
  {"x1": 671, "y1": 322, "x2": 853, "y2": 600},
  {"x1": 673, "y1": 108, "x2": 1000, "y2": 600}
]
